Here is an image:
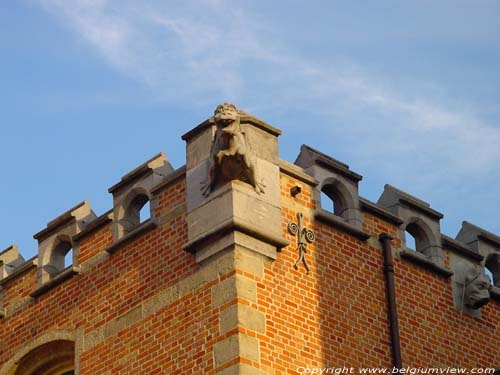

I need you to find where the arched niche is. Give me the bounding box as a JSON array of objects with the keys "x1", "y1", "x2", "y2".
[
  {"x1": 1, "y1": 331, "x2": 78, "y2": 375},
  {"x1": 320, "y1": 177, "x2": 355, "y2": 220},
  {"x1": 10, "y1": 340, "x2": 74, "y2": 375},
  {"x1": 118, "y1": 188, "x2": 151, "y2": 235}
]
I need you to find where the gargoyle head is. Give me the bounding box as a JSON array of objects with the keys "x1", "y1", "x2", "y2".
[
  {"x1": 464, "y1": 268, "x2": 491, "y2": 309},
  {"x1": 214, "y1": 103, "x2": 239, "y2": 125}
]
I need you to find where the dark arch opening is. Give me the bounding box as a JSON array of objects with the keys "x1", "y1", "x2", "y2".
[
  {"x1": 12, "y1": 340, "x2": 75, "y2": 375},
  {"x1": 51, "y1": 239, "x2": 73, "y2": 276},
  {"x1": 405, "y1": 222, "x2": 431, "y2": 257},
  {"x1": 485, "y1": 253, "x2": 500, "y2": 287},
  {"x1": 122, "y1": 193, "x2": 150, "y2": 234},
  {"x1": 321, "y1": 183, "x2": 348, "y2": 218}
]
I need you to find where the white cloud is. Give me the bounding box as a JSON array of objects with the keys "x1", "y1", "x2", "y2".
[{"x1": 36, "y1": 0, "x2": 500, "y2": 181}]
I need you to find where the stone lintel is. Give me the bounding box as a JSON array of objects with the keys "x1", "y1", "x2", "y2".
[
  {"x1": 108, "y1": 152, "x2": 171, "y2": 194},
  {"x1": 30, "y1": 265, "x2": 80, "y2": 298},
  {"x1": 33, "y1": 200, "x2": 95, "y2": 242},
  {"x1": 442, "y1": 235, "x2": 483, "y2": 262},
  {"x1": 315, "y1": 209, "x2": 371, "y2": 241},
  {"x1": 359, "y1": 197, "x2": 404, "y2": 226},
  {"x1": 400, "y1": 249, "x2": 453, "y2": 278}
]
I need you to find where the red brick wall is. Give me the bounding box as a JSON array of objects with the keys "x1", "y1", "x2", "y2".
[
  {"x1": 1, "y1": 172, "x2": 499, "y2": 374},
  {"x1": 0, "y1": 178, "x2": 204, "y2": 373}
]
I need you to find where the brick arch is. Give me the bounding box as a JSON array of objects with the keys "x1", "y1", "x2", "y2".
[{"x1": 1, "y1": 331, "x2": 77, "y2": 375}]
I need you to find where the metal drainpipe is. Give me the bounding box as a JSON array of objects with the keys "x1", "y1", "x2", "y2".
[{"x1": 379, "y1": 233, "x2": 403, "y2": 369}]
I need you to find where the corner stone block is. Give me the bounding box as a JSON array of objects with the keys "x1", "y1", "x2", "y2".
[
  {"x1": 216, "y1": 363, "x2": 268, "y2": 375},
  {"x1": 220, "y1": 303, "x2": 266, "y2": 334},
  {"x1": 212, "y1": 274, "x2": 257, "y2": 308},
  {"x1": 213, "y1": 333, "x2": 260, "y2": 367}
]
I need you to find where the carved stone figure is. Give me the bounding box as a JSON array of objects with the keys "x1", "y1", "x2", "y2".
[
  {"x1": 463, "y1": 269, "x2": 491, "y2": 309},
  {"x1": 202, "y1": 103, "x2": 265, "y2": 196}
]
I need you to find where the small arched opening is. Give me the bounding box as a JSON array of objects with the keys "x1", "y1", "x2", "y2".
[
  {"x1": 404, "y1": 221, "x2": 432, "y2": 257},
  {"x1": 121, "y1": 192, "x2": 150, "y2": 235},
  {"x1": 9, "y1": 339, "x2": 75, "y2": 375},
  {"x1": 320, "y1": 180, "x2": 350, "y2": 219},
  {"x1": 49, "y1": 237, "x2": 73, "y2": 277},
  {"x1": 485, "y1": 253, "x2": 500, "y2": 287}
]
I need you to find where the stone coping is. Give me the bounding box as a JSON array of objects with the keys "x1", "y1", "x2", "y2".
[
  {"x1": 314, "y1": 209, "x2": 371, "y2": 241},
  {"x1": 299, "y1": 144, "x2": 363, "y2": 182},
  {"x1": 105, "y1": 219, "x2": 158, "y2": 255},
  {"x1": 384, "y1": 184, "x2": 444, "y2": 220},
  {"x1": 108, "y1": 152, "x2": 166, "y2": 194},
  {"x1": 33, "y1": 201, "x2": 88, "y2": 241},
  {"x1": 441, "y1": 235, "x2": 484, "y2": 261},
  {"x1": 463, "y1": 221, "x2": 500, "y2": 248},
  {"x1": 278, "y1": 159, "x2": 318, "y2": 186},
  {"x1": 150, "y1": 165, "x2": 187, "y2": 194},
  {"x1": 399, "y1": 249, "x2": 453, "y2": 278},
  {"x1": 30, "y1": 265, "x2": 80, "y2": 299},
  {"x1": 72, "y1": 210, "x2": 113, "y2": 243},
  {"x1": 181, "y1": 114, "x2": 282, "y2": 142},
  {"x1": 0, "y1": 244, "x2": 18, "y2": 257},
  {"x1": 0, "y1": 257, "x2": 37, "y2": 287},
  {"x1": 183, "y1": 217, "x2": 290, "y2": 254},
  {"x1": 359, "y1": 197, "x2": 404, "y2": 226}
]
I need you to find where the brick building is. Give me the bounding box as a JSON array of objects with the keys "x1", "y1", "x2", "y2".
[{"x1": 1, "y1": 103, "x2": 499, "y2": 374}]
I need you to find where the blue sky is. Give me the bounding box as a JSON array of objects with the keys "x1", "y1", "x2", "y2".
[{"x1": 2, "y1": 0, "x2": 500, "y2": 260}]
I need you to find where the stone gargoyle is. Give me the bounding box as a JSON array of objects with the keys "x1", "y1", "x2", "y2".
[
  {"x1": 201, "y1": 103, "x2": 265, "y2": 196},
  {"x1": 452, "y1": 261, "x2": 491, "y2": 314}
]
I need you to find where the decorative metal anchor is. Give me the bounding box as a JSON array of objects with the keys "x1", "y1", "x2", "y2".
[{"x1": 288, "y1": 212, "x2": 315, "y2": 274}]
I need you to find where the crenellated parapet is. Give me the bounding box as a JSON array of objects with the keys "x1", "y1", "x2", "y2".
[
  {"x1": 0, "y1": 245, "x2": 25, "y2": 279},
  {"x1": 33, "y1": 200, "x2": 96, "y2": 287},
  {"x1": 108, "y1": 152, "x2": 174, "y2": 242},
  {"x1": 0, "y1": 103, "x2": 499, "y2": 323},
  {"x1": 1, "y1": 103, "x2": 500, "y2": 373}
]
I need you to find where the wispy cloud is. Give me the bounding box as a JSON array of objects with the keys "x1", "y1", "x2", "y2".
[{"x1": 36, "y1": 0, "x2": 500, "y2": 189}]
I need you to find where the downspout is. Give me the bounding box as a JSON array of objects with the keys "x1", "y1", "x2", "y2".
[{"x1": 379, "y1": 233, "x2": 403, "y2": 369}]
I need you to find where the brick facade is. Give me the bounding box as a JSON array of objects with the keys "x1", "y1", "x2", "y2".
[{"x1": 1, "y1": 105, "x2": 499, "y2": 374}]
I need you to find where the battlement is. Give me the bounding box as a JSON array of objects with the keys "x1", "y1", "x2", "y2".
[{"x1": 1, "y1": 104, "x2": 499, "y2": 374}]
